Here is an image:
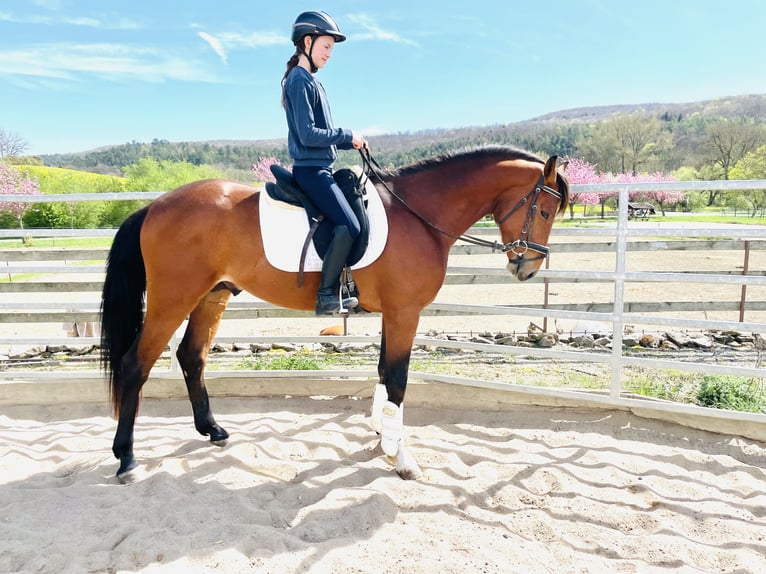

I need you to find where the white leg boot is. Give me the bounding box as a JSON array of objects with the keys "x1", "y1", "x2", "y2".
[
  {"x1": 380, "y1": 400, "x2": 403, "y2": 457},
  {"x1": 380, "y1": 400, "x2": 422, "y2": 480},
  {"x1": 369, "y1": 383, "x2": 388, "y2": 434}
]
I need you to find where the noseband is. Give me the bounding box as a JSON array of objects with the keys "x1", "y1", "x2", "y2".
[
  {"x1": 360, "y1": 150, "x2": 562, "y2": 262},
  {"x1": 493, "y1": 176, "x2": 562, "y2": 261}
]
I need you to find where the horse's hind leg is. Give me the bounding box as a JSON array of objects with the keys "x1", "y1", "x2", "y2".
[
  {"x1": 113, "y1": 313, "x2": 190, "y2": 481},
  {"x1": 176, "y1": 285, "x2": 232, "y2": 445}
]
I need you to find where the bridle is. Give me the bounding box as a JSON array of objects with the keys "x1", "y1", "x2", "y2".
[{"x1": 360, "y1": 149, "x2": 563, "y2": 262}]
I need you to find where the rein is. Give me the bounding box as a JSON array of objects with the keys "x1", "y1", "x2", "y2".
[{"x1": 360, "y1": 149, "x2": 562, "y2": 259}]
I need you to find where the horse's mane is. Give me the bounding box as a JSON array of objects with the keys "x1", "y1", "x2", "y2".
[
  {"x1": 374, "y1": 144, "x2": 569, "y2": 215},
  {"x1": 379, "y1": 145, "x2": 544, "y2": 179}
]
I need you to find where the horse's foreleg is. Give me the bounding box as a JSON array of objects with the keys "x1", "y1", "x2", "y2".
[
  {"x1": 370, "y1": 317, "x2": 388, "y2": 434},
  {"x1": 377, "y1": 311, "x2": 421, "y2": 480},
  {"x1": 177, "y1": 288, "x2": 232, "y2": 445}
]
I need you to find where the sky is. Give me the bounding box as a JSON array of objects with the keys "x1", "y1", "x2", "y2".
[{"x1": 2, "y1": 0, "x2": 766, "y2": 156}]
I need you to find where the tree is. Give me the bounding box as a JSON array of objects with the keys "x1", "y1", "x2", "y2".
[
  {"x1": 122, "y1": 158, "x2": 222, "y2": 191},
  {"x1": 729, "y1": 144, "x2": 766, "y2": 217},
  {"x1": 0, "y1": 163, "x2": 41, "y2": 229},
  {"x1": 0, "y1": 128, "x2": 29, "y2": 158},
  {"x1": 614, "y1": 171, "x2": 682, "y2": 216},
  {"x1": 97, "y1": 158, "x2": 225, "y2": 226},
  {"x1": 18, "y1": 165, "x2": 124, "y2": 229},
  {"x1": 703, "y1": 118, "x2": 765, "y2": 183},
  {"x1": 562, "y1": 158, "x2": 606, "y2": 218},
  {"x1": 575, "y1": 113, "x2": 665, "y2": 176},
  {"x1": 565, "y1": 157, "x2": 680, "y2": 217},
  {"x1": 251, "y1": 156, "x2": 290, "y2": 183},
  {"x1": 575, "y1": 122, "x2": 621, "y2": 174}
]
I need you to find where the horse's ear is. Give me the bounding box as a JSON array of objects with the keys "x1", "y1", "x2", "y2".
[
  {"x1": 543, "y1": 155, "x2": 558, "y2": 186},
  {"x1": 557, "y1": 158, "x2": 569, "y2": 174}
]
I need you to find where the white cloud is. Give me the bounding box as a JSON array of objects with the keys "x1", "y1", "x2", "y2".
[
  {"x1": 217, "y1": 31, "x2": 287, "y2": 49},
  {"x1": 346, "y1": 14, "x2": 417, "y2": 46},
  {"x1": 0, "y1": 9, "x2": 143, "y2": 29},
  {"x1": 0, "y1": 43, "x2": 218, "y2": 84},
  {"x1": 196, "y1": 29, "x2": 288, "y2": 65},
  {"x1": 63, "y1": 16, "x2": 102, "y2": 27},
  {"x1": 198, "y1": 32, "x2": 227, "y2": 64}
]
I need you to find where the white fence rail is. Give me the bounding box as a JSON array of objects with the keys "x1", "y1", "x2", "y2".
[{"x1": 2, "y1": 181, "x2": 766, "y2": 434}]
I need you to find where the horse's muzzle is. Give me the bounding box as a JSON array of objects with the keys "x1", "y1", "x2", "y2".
[{"x1": 506, "y1": 257, "x2": 539, "y2": 281}]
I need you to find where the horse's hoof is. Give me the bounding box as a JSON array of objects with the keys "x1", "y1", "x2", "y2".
[
  {"x1": 116, "y1": 458, "x2": 138, "y2": 484},
  {"x1": 209, "y1": 426, "x2": 229, "y2": 446},
  {"x1": 396, "y1": 467, "x2": 422, "y2": 481},
  {"x1": 395, "y1": 445, "x2": 422, "y2": 481}
]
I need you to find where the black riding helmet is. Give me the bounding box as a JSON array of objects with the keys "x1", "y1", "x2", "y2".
[
  {"x1": 292, "y1": 11, "x2": 345, "y2": 73},
  {"x1": 291, "y1": 11, "x2": 346, "y2": 44}
]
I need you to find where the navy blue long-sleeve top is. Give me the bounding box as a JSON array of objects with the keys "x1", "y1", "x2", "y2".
[{"x1": 283, "y1": 66, "x2": 354, "y2": 167}]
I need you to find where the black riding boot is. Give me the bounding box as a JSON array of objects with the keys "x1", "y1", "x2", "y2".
[{"x1": 316, "y1": 226, "x2": 359, "y2": 315}]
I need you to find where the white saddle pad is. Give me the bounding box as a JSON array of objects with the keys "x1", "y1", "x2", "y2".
[{"x1": 260, "y1": 177, "x2": 388, "y2": 272}]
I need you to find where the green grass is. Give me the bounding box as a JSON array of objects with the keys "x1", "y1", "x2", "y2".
[
  {"x1": 0, "y1": 273, "x2": 35, "y2": 283},
  {"x1": 624, "y1": 370, "x2": 698, "y2": 403},
  {"x1": 695, "y1": 375, "x2": 766, "y2": 413},
  {"x1": 0, "y1": 237, "x2": 112, "y2": 249},
  {"x1": 557, "y1": 214, "x2": 766, "y2": 226},
  {"x1": 233, "y1": 350, "x2": 355, "y2": 371},
  {"x1": 662, "y1": 215, "x2": 766, "y2": 225},
  {"x1": 624, "y1": 370, "x2": 766, "y2": 413}
]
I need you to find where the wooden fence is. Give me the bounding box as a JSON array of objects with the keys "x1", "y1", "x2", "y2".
[{"x1": 1, "y1": 237, "x2": 765, "y2": 323}]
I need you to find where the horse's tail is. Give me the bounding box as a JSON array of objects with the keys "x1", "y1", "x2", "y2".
[{"x1": 100, "y1": 206, "x2": 150, "y2": 416}]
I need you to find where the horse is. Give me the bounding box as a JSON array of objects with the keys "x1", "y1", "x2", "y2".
[{"x1": 100, "y1": 146, "x2": 570, "y2": 482}]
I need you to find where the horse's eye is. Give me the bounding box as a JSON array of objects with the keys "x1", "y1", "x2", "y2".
[{"x1": 540, "y1": 210, "x2": 550, "y2": 220}]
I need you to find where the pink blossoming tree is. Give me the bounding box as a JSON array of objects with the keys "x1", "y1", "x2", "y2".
[
  {"x1": 251, "y1": 157, "x2": 290, "y2": 183},
  {"x1": 562, "y1": 158, "x2": 607, "y2": 218},
  {"x1": 0, "y1": 162, "x2": 41, "y2": 230},
  {"x1": 564, "y1": 157, "x2": 683, "y2": 218}
]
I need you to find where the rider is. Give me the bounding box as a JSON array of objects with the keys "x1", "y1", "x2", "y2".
[{"x1": 281, "y1": 10, "x2": 367, "y2": 315}]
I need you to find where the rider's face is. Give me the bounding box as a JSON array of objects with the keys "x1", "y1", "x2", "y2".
[{"x1": 305, "y1": 35, "x2": 335, "y2": 69}]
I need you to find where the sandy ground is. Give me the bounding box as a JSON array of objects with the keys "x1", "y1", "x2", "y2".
[{"x1": 1, "y1": 396, "x2": 766, "y2": 574}]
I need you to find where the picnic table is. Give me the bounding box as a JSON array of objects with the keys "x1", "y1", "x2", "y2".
[{"x1": 627, "y1": 202, "x2": 656, "y2": 220}]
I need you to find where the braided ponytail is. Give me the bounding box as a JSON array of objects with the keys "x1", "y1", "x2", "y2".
[{"x1": 281, "y1": 52, "x2": 301, "y2": 109}]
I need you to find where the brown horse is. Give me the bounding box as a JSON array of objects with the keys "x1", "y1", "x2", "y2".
[{"x1": 100, "y1": 146, "x2": 569, "y2": 482}]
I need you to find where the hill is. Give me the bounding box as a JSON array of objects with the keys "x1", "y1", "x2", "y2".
[
  {"x1": 38, "y1": 93, "x2": 766, "y2": 175},
  {"x1": 527, "y1": 93, "x2": 766, "y2": 123}
]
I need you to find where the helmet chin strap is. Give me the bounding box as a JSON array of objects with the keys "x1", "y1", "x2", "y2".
[{"x1": 303, "y1": 36, "x2": 318, "y2": 73}]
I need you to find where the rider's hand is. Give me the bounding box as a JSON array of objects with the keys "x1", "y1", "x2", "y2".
[{"x1": 351, "y1": 132, "x2": 368, "y2": 150}]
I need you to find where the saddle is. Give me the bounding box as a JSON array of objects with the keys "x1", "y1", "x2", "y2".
[{"x1": 264, "y1": 164, "x2": 371, "y2": 286}]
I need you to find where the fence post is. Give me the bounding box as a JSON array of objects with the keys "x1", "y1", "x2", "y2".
[
  {"x1": 610, "y1": 189, "x2": 629, "y2": 399},
  {"x1": 542, "y1": 254, "x2": 551, "y2": 332},
  {"x1": 740, "y1": 240, "x2": 750, "y2": 322}
]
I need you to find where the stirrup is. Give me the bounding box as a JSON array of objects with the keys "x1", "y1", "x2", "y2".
[{"x1": 315, "y1": 293, "x2": 358, "y2": 315}]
